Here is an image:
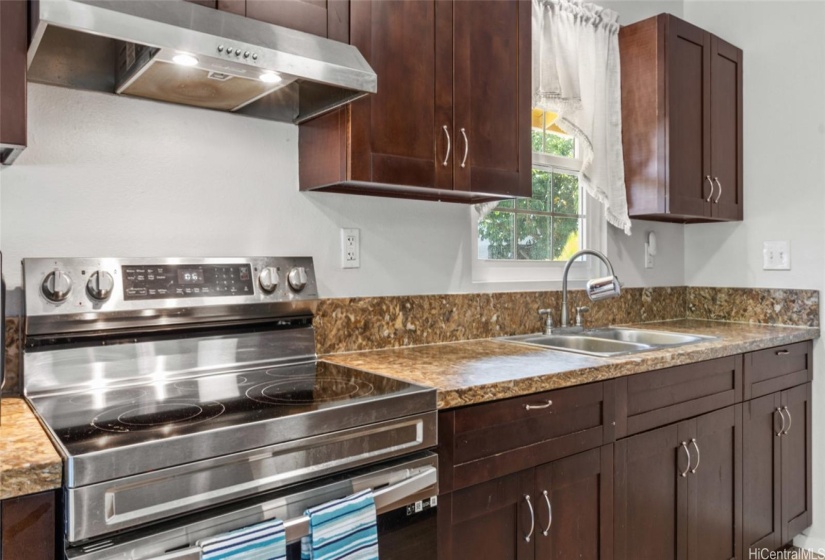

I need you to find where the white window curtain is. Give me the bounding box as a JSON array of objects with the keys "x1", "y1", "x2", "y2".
[{"x1": 533, "y1": 0, "x2": 631, "y2": 234}]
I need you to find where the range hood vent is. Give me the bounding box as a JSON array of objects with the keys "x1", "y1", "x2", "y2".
[{"x1": 27, "y1": 0, "x2": 377, "y2": 124}]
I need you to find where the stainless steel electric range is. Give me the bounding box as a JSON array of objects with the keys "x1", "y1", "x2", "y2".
[{"x1": 22, "y1": 257, "x2": 438, "y2": 560}]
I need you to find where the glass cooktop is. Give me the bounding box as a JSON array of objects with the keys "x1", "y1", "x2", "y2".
[{"x1": 29, "y1": 361, "x2": 427, "y2": 458}]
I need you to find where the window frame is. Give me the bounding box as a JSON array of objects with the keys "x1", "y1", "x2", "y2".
[{"x1": 471, "y1": 150, "x2": 607, "y2": 286}]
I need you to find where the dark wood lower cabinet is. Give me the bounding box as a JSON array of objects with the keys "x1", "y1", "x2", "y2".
[
  {"x1": 438, "y1": 347, "x2": 812, "y2": 560},
  {"x1": 1, "y1": 491, "x2": 58, "y2": 560},
  {"x1": 780, "y1": 383, "x2": 813, "y2": 544},
  {"x1": 742, "y1": 383, "x2": 813, "y2": 553},
  {"x1": 614, "y1": 405, "x2": 741, "y2": 560},
  {"x1": 534, "y1": 446, "x2": 613, "y2": 560},
  {"x1": 439, "y1": 447, "x2": 613, "y2": 560}
]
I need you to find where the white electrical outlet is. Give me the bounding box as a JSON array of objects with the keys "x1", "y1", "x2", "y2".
[
  {"x1": 341, "y1": 228, "x2": 360, "y2": 269},
  {"x1": 763, "y1": 241, "x2": 791, "y2": 270}
]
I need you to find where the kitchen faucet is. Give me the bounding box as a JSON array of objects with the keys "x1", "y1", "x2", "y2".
[{"x1": 540, "y1": 249, "x2": 622, "y2": 334}]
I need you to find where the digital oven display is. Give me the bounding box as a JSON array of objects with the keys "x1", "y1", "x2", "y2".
[{"x1": 122, "y1": 264, "x2": 254, "y2": 300}]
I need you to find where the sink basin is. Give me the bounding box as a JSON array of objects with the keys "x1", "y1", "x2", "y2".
[
  {"x1": 501, "y1": 327, "x2": 715, "y2": 357},
  {"x1": 584, "y1": 327, "x2": 714, "y2": 346},
  {"x1": 502, "y1": 334, "x2": 652, "y2": 357}
]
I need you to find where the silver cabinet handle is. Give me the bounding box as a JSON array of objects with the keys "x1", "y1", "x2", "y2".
[
  {"x1": 460, "y1": 128, "x2": 469, "y2": 168},
  {"x1": 713, "y1": 177, "x2": 723, "y2": 203},
  {"x1": 776, "y1": 349, "x2": 790, "y2": 356},
  {"x1": 442, "y1": 125, "x2": 451, "y2": 166},
  {"x1": 777, "y1": 407, "x2": 786, "y2": 436},
  {"x1": 783, "y1": 406, "x2": 792, "y2": 435},
  {"x1": 680, "y1": 441, "x2": 692, "y2": 477},
  {"x1": 524, "y1": 399, "x2": 552, "y2": 410},
  {"x1": 541, "y1": 490, "x2": 552, "y2": 536},
  {"x1": 689, "y1": 438, "x2": 700, "y2": 474},
  {"x1": 524, "y1": 494, "x2": 535, "y2": 542},
  {"x1": 705, "y1": 176, "x2": 715, "y2": 202}
]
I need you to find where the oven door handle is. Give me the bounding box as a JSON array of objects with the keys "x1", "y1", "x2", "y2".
[{"x1": 282, "y1": 465, "x2": 438, "y2": 544}]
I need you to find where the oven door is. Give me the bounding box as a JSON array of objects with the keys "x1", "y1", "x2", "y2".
[{"x1": 66, "y1": 453, "x2": 438, "y2": 560}]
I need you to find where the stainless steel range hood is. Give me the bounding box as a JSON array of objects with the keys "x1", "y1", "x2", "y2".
[{"x1": 27, "y1": 0, "x2": 377, "y2": 124}]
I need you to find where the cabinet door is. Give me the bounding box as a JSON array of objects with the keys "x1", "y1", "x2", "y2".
[
  {"x1": 0, "y1": 0, "x2": 27, "y2": 165},
  {"x1": 245, "y1": 0, "x2": 349, "y2": 41},
  {"x1": 686, "y1": 405, "x2": 742, "y2": 560},
  {"x1": 534, "y1": 446, "x2": 613, "y2": 560},
  {"x1": 709, "y1": 35, "x2": 743, "y2": 221},
  {"x1": 442, "y1": 469, "x2": 535, "y2": 560},
  {"x1": 1, "y1": 491, "x2": 57, "y2": 560},
  {"x1": 614, "y1": 423, "x2": 688, "y2": 560},
  {"x1": 452, "y1": 0, "x2": 531, "y2": 197},
  {"x1": 780, "y1": 383, "x2": 813, "y2": 544},
  {"x1": 743, "y1": 393, "x2": 782, "y2": 553},
  {"x1": 346, "y1": 0, "x2": 452, "y2": 190},
  {"x1": 666, "y1": 17, "x2": 712, "y2": 218}
]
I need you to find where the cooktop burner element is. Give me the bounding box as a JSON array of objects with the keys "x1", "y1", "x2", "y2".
[
  {"x1": 247, "y1": 374, "x2": 374, "y2": 405},
  {"x1": 92, "y1": 400, "x2": 226, "y2": 433}
]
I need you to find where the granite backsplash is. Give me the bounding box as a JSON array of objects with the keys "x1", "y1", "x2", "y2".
[{"x1": 2, "y1": 286, "x2": 819, "y2": 395}]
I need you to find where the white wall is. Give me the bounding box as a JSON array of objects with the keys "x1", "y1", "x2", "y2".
[
  {"x1": 0, "y1": 82, "x2": 683, "y2": 302},
  {"x1": 681, "y1": 0, "x2": 825, "y2": 551}
]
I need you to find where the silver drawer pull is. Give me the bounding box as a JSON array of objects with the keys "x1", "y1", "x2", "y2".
[
  {"x1": 679, "y1": 441, "x2": 691, "y2": 477},
  {"x1": 705, "y1": 176, "x2": 714, "y2": 202},
  {"x1": 776, "y1": 407, "x2": 786, "y2": 436},
  {"x1": 713, "y1": 177, "x2": 723, "y2": 203},
  {"x1": 775, "y1": 349, "x2": 790, "y2": 355},
  {"x1": 460, "y1": 128, "x2": 469, "y2": 168},
  {"x1": 689, "y1": 438, "x2": 700, "y2": 474},
  {"x1": 783, "y1": 406, "x2": 792, "y2": 435},
  {"x1": 524, "y1": 494, "x2": 535, "y2": 542},
  {"x1": 524, "y1": 399, "x2": 552, "y2": 410}
]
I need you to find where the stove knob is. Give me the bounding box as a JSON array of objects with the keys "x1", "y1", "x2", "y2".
[
  {"x1": 42, "y1": 270, "x2": 73, "y2": 303},
  {"x1": 86, "y1": 271, "x2": 115, "y2": 301},
  {"x1": 287, "y1": 267, "x2": 308, "y2": 292},
  {"x1": 258, "y1": 267, "x2": 280, "y2": 293}
]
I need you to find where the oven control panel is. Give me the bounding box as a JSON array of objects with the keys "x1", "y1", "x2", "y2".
[
  {"x1": 23, "y1": 257, "x2": 319, "y2": 336},
  {"x1": 122, "y1": 263, "x2": 254, "y2": 300}
]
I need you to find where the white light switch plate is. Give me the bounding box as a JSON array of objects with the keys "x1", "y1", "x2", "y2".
[{"x1": 763, "y1": 241, "x2": 791, "y2": 270}]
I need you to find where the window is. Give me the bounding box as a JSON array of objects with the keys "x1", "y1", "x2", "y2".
[{"x1": 472, "y1": 109, "x2": 605, "y2": 284}]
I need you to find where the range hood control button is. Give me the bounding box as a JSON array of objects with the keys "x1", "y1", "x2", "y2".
[
  {"x1": 42, "y1": 270, "x2": 73, "y2": 303},
  {"x1": 288, "y1": 267, "x2": 308, "y2": 292},
  {"x1": 87, "y1": 271, "x2": 115, "y2": 301},
  {"x1": 252, "y1": 53, "x2": 258, "y2": 60},
  {"x1": 217, "y1": 45, "x2": 224, "y2": 53},
  {"x1": 235, "y1": 49, "x2": 241, "y2": 56},
  {"x1": 259, "y1": 267, "x2": 280, "y2": 293},
  {"x1": 243, "y1": 51, "x2": 250, "y2": 58}
]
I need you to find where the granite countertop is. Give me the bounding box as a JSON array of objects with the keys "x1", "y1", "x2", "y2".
[
  {"x1": 0, "y1": 398, "x2": 62, "y2": 500},
  {"x1": 322, "y1": 319, "x2": 820, "y2": 409}
]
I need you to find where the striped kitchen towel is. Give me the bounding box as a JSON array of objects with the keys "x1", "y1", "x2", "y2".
[
  {"x1": 199, "y1": 518, "x2": 286, "y2": 560},
  {"x1": 300, "y1": 489, "x2": 379, "y2": 560}
]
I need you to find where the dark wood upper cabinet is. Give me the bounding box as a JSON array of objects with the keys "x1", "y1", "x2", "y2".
[
  {"x1": 201, "y1": 0, "x2": 349, "y2": 41},
  {"x1": 0, "y1": 0, "x2": 27, "y2": 165},
  {"x1": 298, "y1": 0, "x2": 531, "y2": 203},
  {"x1": 620, "y1": 13, "x2": 743, "y2": 223}
]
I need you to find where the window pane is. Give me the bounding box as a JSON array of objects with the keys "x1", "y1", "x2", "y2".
[
  {"x1": 516, "y1": 214, "x2": 551, "y2": 261},
  {"x1": 532, "y1": 130, "x2": 544, "y2": 153},
  {"x1": 544, "y1": 132, "x2": 575, "y2": 158},
  {"x1": 496, "y1": 199, "x2": 515, "y2": 209},
  {"x1": 552, "y1": 217, "x2": 581, "y2": 261},
  {"x1": 478, "y1": 211, "x2": 515, "y2": 260},
  {"x1": 518, "y1": 169, "x2": 551, "y2": 211},
  {"x1": 552, "y1": 171, "x2": 580, "y2": 215}
]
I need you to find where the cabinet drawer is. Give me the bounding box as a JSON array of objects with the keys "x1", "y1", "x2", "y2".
[
  {"x1": 744, "y1": 341, "x2": 812, "y2": 400},
  {"x1": 615, "y1": 355, "x2": 742, "y2": 438},
  {"x1": 439, "y1": 382, "x2": 614, "y2": 492}
]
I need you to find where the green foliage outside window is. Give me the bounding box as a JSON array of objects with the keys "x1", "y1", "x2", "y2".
[{"x1": 478, "y1": 129, "x2": 583, "y2": 262}]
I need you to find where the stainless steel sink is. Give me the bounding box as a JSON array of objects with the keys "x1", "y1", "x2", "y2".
[
  {"x1": 585, "y1": 327, "x2": 714, "y2": 346},
  {"x1": 501, "y1": 327, "x2": 715, "y2": 358}
]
